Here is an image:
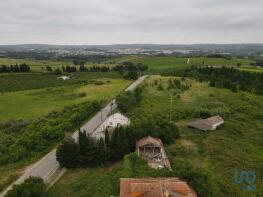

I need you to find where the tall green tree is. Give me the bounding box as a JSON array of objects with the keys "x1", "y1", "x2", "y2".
[
  {"x1": 95, "y1": 138, "x2": 106, "y2": 165},
  {"x1": 105, "y1": 128, "x2": 110, "y2": 147},
  {"x1": 56, "y1": 137, "x2": 79, "y2": 168}
]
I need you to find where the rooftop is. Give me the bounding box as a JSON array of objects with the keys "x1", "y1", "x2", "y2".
[
  {"x1": 187, "y1": 116, "x2": 224, "y2": 131},
  {"x1": 119, "y1": 178, "x2": 197, "y2": 197}
]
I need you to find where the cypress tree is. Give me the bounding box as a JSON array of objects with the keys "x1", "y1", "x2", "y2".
[{"x1": 105, "y1": 128, "x2": 110, "y2": 147}]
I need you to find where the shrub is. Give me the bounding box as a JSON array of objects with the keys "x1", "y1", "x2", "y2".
[
  {"x1": 116, "y1": 90, "x2": 141, "y2": 113},
  {"x1": 5, "y1": 177, "x2": 47, "y2": 197},
  {"x1": 171, "y1": 160, "x2": 218, "y2": 197}
]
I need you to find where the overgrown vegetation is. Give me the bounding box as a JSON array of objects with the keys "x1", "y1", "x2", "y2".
[
  {"x1": 116, "y1": 87, "x2": 142, "y2": 113},
  {"x1": 163, "y1": 66, "x2": 263, "y2": 95},
  {"x1": 129, "y1": 76, "x2": 263, "y2": 197},
  {"x1": 0, "y1": 101, "x2": 101, "y2": 165},
  {"x1": 49, "y1": 153, "x2": 215, "y2": 197},
  {"x1": 56, "y1": 114, "x2": 180, "y2": 169},
  {"x1": 6, "y1": 177, "x2": 47, "y2": 197}
]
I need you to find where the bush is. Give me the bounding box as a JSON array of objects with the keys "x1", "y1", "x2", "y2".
[
  {"x1": 53, "y1": 68, "x2": 62, "y2": 75},
  {"x1": 56, "y1": 137, "x2": 79, "y2": 168},
  {"x1": 6, "y1": 177, "x2": 47, "y2": 197},
  {"x1": 116, "y1": 91, "x2": 140, "y2": 113},
  {"x1": 123, "y1": 71, "x2": 138, "y2": 80},
  {"x1": 171, "y1": 160, "x2": 218, "y2": 197},
  {"x1": 1, "y1": 101, "x2": 101, "y2": 165}
]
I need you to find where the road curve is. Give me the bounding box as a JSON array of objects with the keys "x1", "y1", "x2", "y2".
[{"x1": 0, "y1": 75, "x2": 148, "y2": 197}]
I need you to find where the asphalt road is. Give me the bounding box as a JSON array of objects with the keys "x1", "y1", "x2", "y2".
[{"x1": 0, "y1": 75, "x2": 147, "y2": 197}]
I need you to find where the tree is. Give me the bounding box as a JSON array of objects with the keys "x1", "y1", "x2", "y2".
[
  {"x1": 46, "y1": 66, "x2": 52, "y2": 72},
  {"x1": 78, "y1": 131, "x2": 97, "y2": 167},
  {"x1": 236, "y1": 62, "x2": 242, "y2": 67},
  {"x1": 105, "y1": 128, "x2": 110, "y2": 147},
  {"x1": 95, "y1": 138, "x2": 106, "y2": 165},
  {"x1": 54, "y1": 68, "x2": 62, "y2": 75},
  {"x1": 56, "y1": 137, "x2": 79, "y2": 168},
  {"x1": 79, "y1": 65, "x2": 86, "y2": 72},
  {"x1": 123, "y1": 71, "x2": 138, "y2": 80},
  {"x1": 116, "y1": 91, "x2": 137, "y2": 113},
  {"x1": 6, "y1": 177, "x2": 46, "y2": 197}
]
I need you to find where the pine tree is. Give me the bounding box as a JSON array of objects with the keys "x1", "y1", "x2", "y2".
[
  {"x1": 105, "y1": 128, "x2": 110, "y2": 147},
  {"x1": 56, "y1": 137, "x2": 79, "y2": 168},
  {"x1": 95, "y1": 138, "x2": 106, "y2": 165}
]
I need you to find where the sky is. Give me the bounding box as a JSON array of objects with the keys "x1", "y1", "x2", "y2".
[{"x1": 0, "y1": 0, "x2": 263, "y2": 45}]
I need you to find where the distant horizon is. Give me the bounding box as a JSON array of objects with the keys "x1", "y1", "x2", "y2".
[{"x1": 1, "y1": 43, "x2": 263, "y2": 46}]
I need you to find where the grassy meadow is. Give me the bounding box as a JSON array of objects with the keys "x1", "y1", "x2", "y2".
[
  {"x1": 0, "y1": 78, "x2": 130, "y2": 122},
  {"x1": 0, "y1": 72, "x2": 120, "y2": 92},
  {"x1": 129, "y1": 76, "x2": 263, "y2": 197},
  {"x1": 131, "y1": 56, "x2": 262, "y2": 73}
]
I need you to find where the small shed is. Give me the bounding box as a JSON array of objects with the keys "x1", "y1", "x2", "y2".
[{"x1": 187, "y1": 115, "x2": 224, "y2": 131}]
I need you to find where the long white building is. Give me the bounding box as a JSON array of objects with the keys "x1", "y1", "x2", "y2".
[{"x1": 91, "y1": 112, "x2": 130, "y2": 139}]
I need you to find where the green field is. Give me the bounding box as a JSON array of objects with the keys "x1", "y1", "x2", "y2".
[
  {"x1": 48, "y1": 76, "x2": 263, "y2": 197},
  {"x1": 131, "y1": 56, "x2": 263, "y2": 72},
  {"x1": 0, "y1": 58, "x2": 72, "y2": 72},
  {"x1": 0, "y1": 56, "x2": 132, "y2": 72},
  {"x1": 0, "y1": 78, "x2": 130, "y2": 122},
  {"x1": 0, "y1": 72, "x2": 120, "y2": 92}
]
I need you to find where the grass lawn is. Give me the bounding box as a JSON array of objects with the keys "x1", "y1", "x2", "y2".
[{"x1": 0, "y1": 79, "x2": 130, "y2": 122}]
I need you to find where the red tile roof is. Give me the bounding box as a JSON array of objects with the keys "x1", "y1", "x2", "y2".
[{"x1": 119, "y1": 178, "x2": 197, "y2": 197}]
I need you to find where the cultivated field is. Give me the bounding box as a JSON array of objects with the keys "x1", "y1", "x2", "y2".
[{"x1": 0, "y1": 78, "x2": 130, "y2": 122}]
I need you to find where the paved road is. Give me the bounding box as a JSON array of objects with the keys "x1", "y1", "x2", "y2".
[{"x1": 0, "y1": 75, "x2": 148, "y2": 197}]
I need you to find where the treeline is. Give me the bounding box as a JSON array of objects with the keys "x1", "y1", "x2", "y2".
[
  {"x1": 59, "y1": 55, "x2": 120, "y2": 64},
  {"x1": 163, "y1": 66, "x2": 263, "y2": 95},
  {"x1": 56, "y1": 116, "x2": 180, "y2": 169},
  {"x1": 0, "y1": 63, "x2": 30, "y2": 73},
  {"x1": 0, "y1": 101, "x2": 101, "y2": 165},
  {"x1": 250, "y1": 59, "x2": 263, "y2": 67},
  {"x1": 79, "y1": 65, "x2": 110, "y2": 72},
  {"x1": 112, "y1": 62, "x2": 148, "y2": 72}
]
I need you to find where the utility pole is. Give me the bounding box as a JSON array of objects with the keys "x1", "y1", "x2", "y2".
[
  {"x1": 110, "y1": 98, "x2": 114, "y2": 114},
  {"x1": 169, "y1": 93, "x2": 173, "y2": 122}
]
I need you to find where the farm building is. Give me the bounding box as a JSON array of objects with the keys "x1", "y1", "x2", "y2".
[
  {"x1": 91, "y1": 112, "x2": 130, "y2": 139},
  {"x1": 114, "y1": 178, "x2": 197, "y2": 197},
  {"x1": 136, "y1": 136, "x2": 171, "y2": 170},
  {"x1": 187, "y1": 115, "x2": 224, "y2": 131}
]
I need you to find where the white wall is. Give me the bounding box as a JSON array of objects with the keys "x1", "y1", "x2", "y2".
[{"x1": 91, "y1": 112, "x2": 130, "y2": 139}]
